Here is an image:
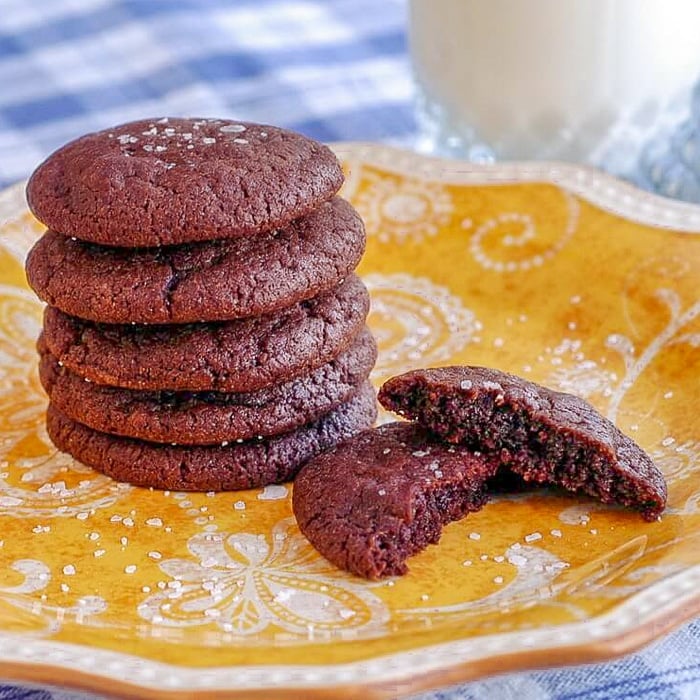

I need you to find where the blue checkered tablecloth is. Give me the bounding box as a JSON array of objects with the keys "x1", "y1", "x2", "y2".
[
  {"x1": 1, "y1": 2, "x2": 699, "y2": 699},
  {"x1": 0, "y1": 0, "x2": 416, "y2": 188}
]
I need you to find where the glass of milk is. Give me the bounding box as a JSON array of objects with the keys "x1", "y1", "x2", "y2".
[{"x1": 410, "y1": 0, "x2": 700, "y2": 167}]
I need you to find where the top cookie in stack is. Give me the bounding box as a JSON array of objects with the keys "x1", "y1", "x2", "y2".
[{"x1": 25, "y1": 117, "x2": 377, "y2": 491}]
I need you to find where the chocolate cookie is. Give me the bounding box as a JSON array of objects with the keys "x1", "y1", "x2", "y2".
[
  {"x1": 41, "y1": 275, "x2": 369, "y2": 392},
  {"x1": 27, "y1": 118, "x2": 343, "y2": 247},
  {"x1": 379, "y1": 367, "x2": 667, "y2": 521},
  {"x1": 46, "y1": 382, "x2": 377, "y2": 491},
  {"x1": 293, "y1": 422, "x2": 499, "y2": 579},
  {"x1": 26, "y1": 197, "x2": 365, "y2": 324},
  {"x1": 39, "y1": 328, "x2": 376, "y2": 444}
]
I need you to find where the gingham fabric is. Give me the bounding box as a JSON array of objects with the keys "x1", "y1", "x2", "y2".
[
  {"x1": 1, "y1": 2, "x2": 699, "y2": 699},
  {"x1": 0, "y1": 0, "x2": 415, "y2": 188}
]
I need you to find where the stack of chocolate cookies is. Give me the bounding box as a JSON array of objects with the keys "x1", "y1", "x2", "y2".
[{"x1": 25, "y1": 118, "x2": 377, "y2": 491}]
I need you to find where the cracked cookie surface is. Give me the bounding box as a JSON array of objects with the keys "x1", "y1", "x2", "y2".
[
  {"x1": 46, "y1": 382, "x2": 377, "y2": 491},
  {"x1": 41, "y1": 275, "x2": 369, "y2": 392},
  {"x1": 26, "y1": 197, "x2": 365, "y2": 324},
  {"x1": 27, "y1": 118, "x2": 343, "y2": 247},
  {"x1": 39, "y1": 328, "x2": 376, "y2": 444}
]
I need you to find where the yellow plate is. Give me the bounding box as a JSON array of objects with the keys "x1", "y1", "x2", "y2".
[{"x1": 0, "y1": 145, "x2": 699, "y2": 699}]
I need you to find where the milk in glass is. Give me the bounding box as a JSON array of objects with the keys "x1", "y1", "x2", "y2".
[{"x1": 410, "y1": 0, "x2": 700, "y2": 162}]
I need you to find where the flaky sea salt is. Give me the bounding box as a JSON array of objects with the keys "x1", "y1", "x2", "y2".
[
  {"x1": 508, "y1": 554, "x2": 527, "y2": 567},
  {"x1": 257, "y1": 485, "x2": 287, "y2": 501}
]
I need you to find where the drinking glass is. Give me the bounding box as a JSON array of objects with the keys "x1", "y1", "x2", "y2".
[{"x1": 410, "y1": 0, "x2": 700, "y2": 173}]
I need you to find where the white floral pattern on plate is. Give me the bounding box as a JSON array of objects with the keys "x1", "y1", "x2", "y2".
[
  {"x1": 466, "y1": 191, "x2": 580, "y2": 273},
  {"x1": 0, "y1": 559, "x2": 107, "y2": 636},
  {"x1": 364, "y1": 272, "x2": 481, "y2": 381},
  {"x1": 353, "y1": 172, "x2": 453, "y2": 243},
  {"x1": 138, "y1": 517, "x2": 390, "y2": 642},
  {"x1": 0, "y1": 285, "x2": 131, "y2": 518}
]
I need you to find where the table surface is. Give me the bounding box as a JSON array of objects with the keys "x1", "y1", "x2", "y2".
[{"x1": 1, "y1": 1, "x2": 699, "y2": 699}]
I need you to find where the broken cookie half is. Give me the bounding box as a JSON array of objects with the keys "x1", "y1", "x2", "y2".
[
  {"x1": 293, "y1": 422, "x2": 498, "y2": 579},
  {"x1": 379, "y1": 366, "x2": 667, "y2": 522},
  {"x1": 293, "y1": 365, "x2": 667, "y2": 580}
]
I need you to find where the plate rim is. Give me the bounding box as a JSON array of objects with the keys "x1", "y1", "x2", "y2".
[
  {"x1": 1, "y1": 147, "x2": 699, "y2": 698},
  {"x1": 0, "y1": 565, "x2": 698, "y2": 699},
  {"x1": 334, "y1": 142, "x2": 700, "y2": 233}
]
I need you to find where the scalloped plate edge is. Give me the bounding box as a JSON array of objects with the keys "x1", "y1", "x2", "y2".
[
  {"x1": 1, "y1": 147, "x2": 699, "y2": 697},
  {"x1": 0, "y1": 565, "x2": 698, "y2": 698},
  {"x1": 334, "y1": 143, "x2": 700, "y2": 233}
]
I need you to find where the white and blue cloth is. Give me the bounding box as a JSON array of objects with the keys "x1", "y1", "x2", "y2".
[
  {"x1": 0, "y1": 2, "x2": 699, "y2": 698},
  {"x1": 1, "y1": 0, "x2": 699, "y2": 202},
  {"x1": 0, "y1": 0, "x2": 415, "y2": 188},
  {"x1": 638, "y1": 82, "x2": 700, "y2": 203}
]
